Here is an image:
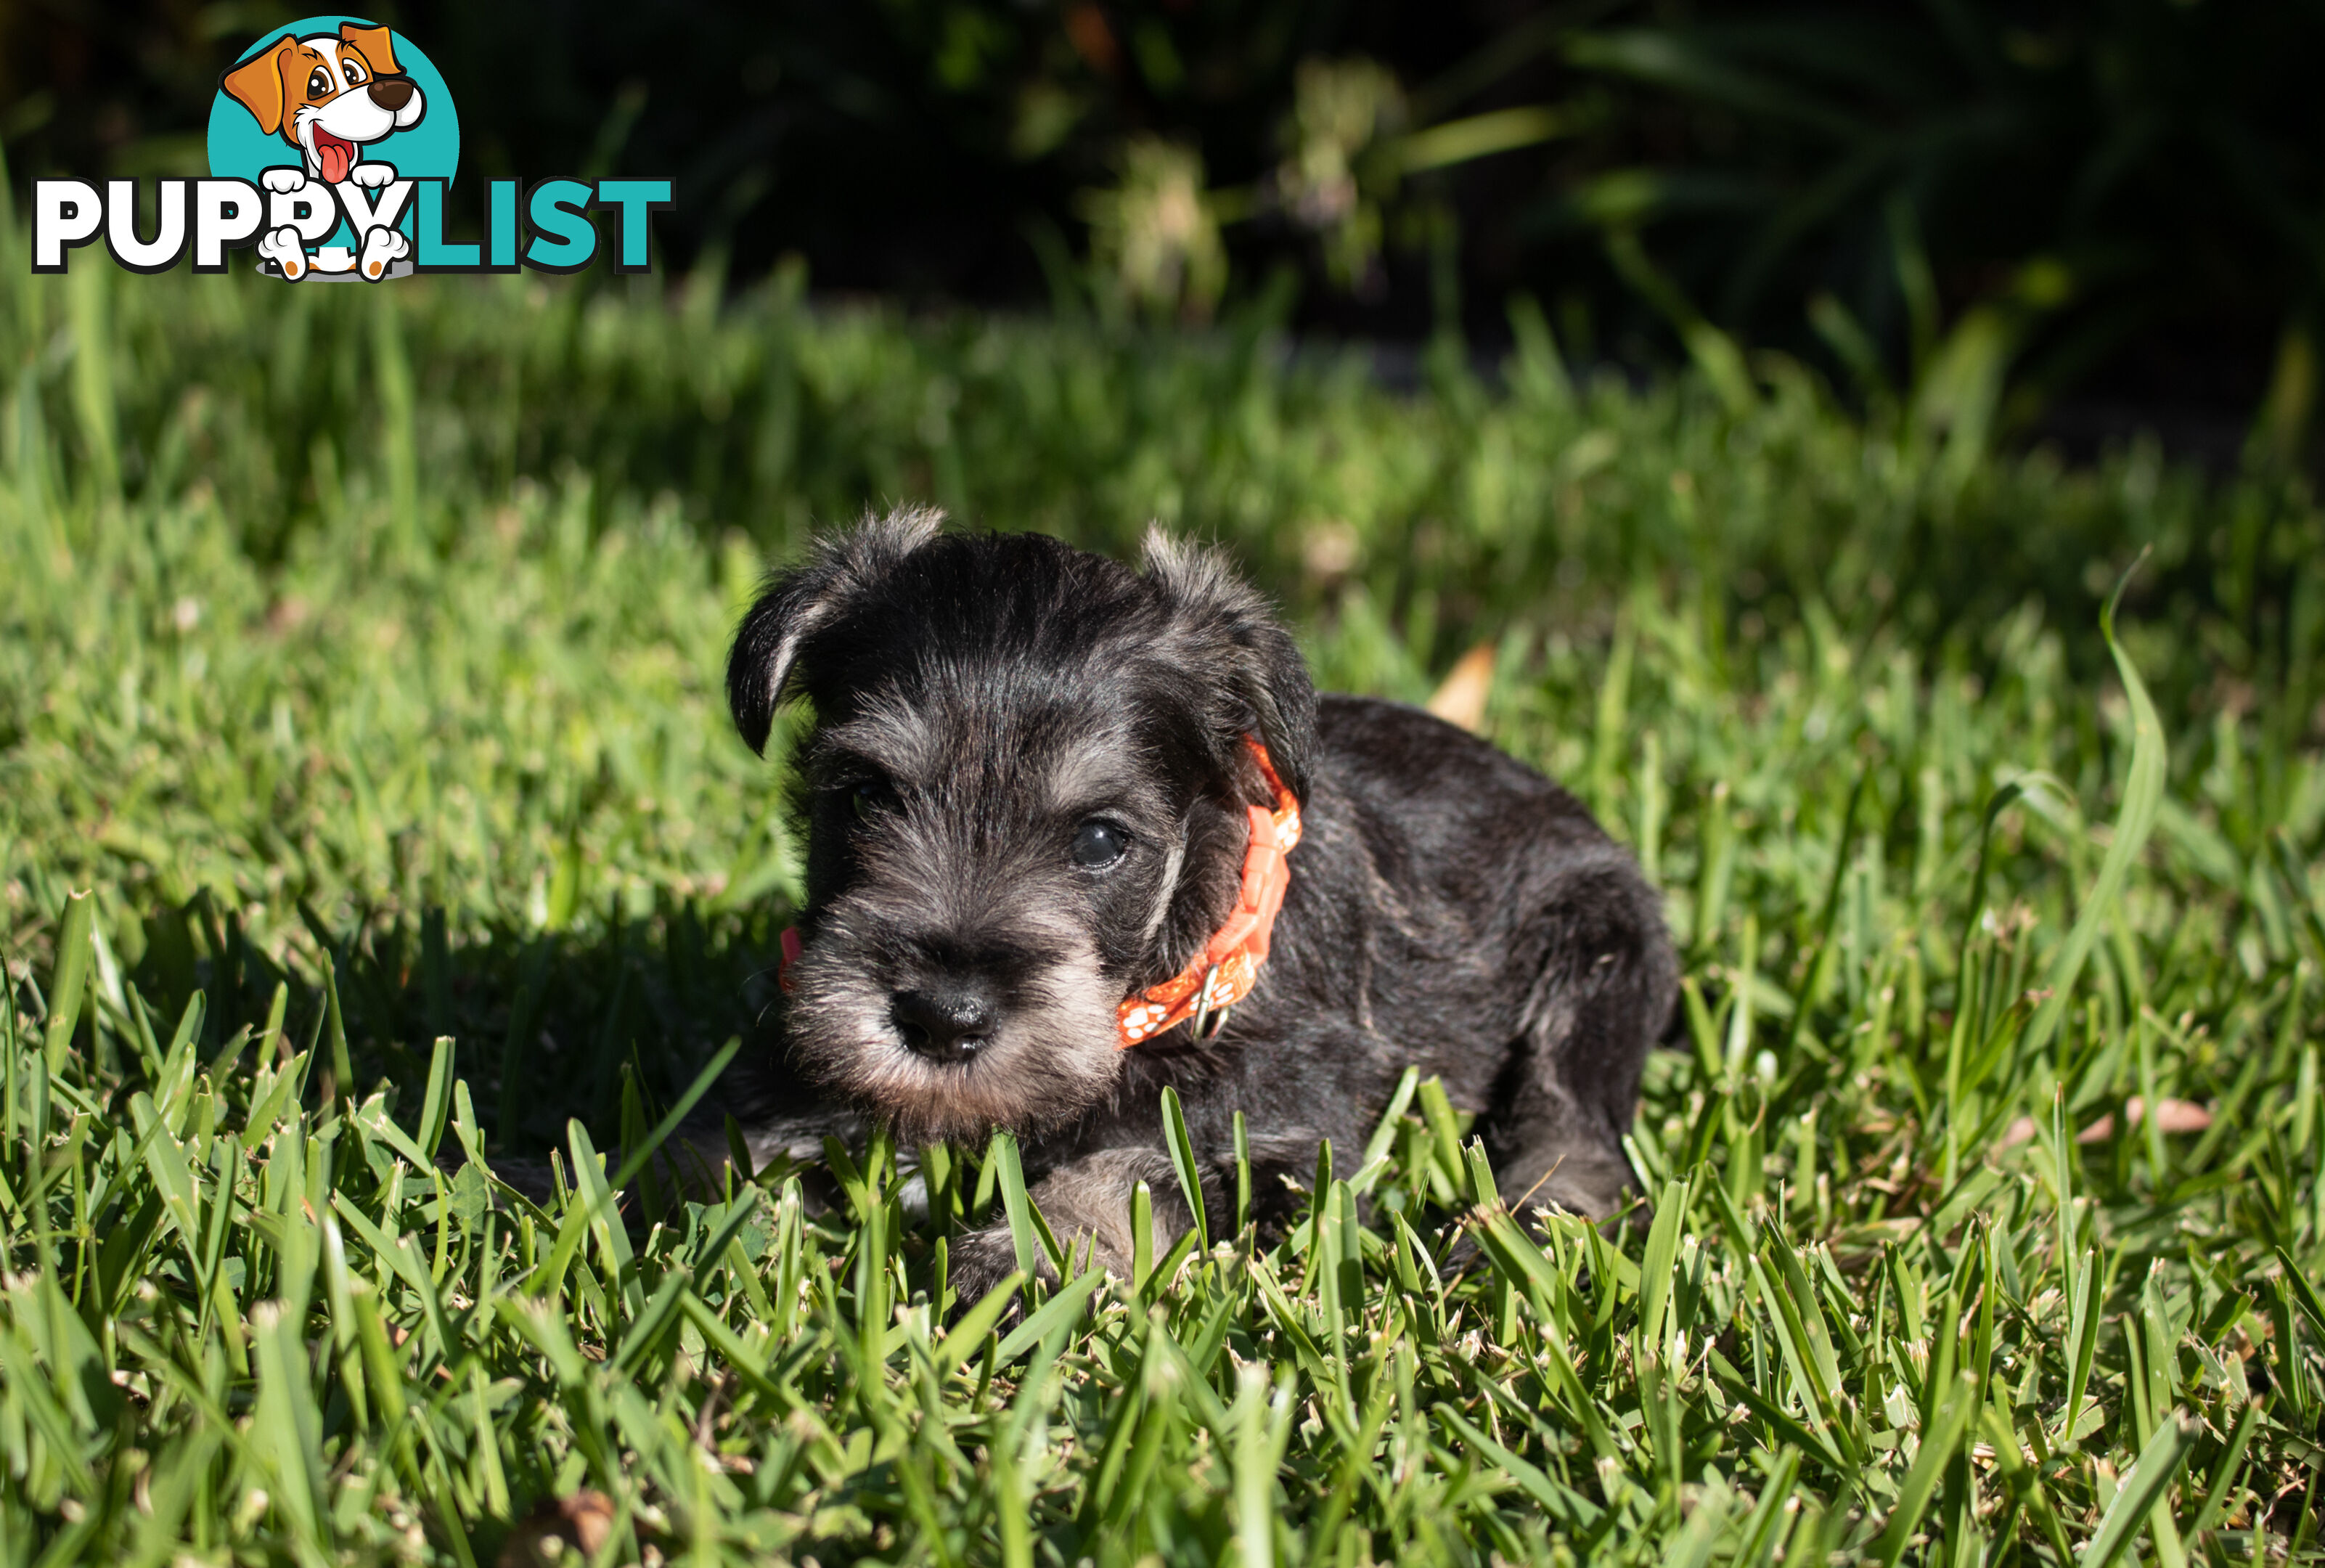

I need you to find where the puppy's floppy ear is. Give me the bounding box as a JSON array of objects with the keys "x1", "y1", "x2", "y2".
[
  {"x1": 221, "y1": 36, "x2": 296, "y2": 136},
  {"x1": 1140, "y1": 529, "x2": 1318, "y2": 803},
  {"x1": 726, "y1": 507, "x2": 946, "y2": 756},
  {"x1": 338, "y1": 22, "x2": 402, "y2": 76}
]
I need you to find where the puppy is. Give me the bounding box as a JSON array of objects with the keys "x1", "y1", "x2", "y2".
[{"x1": 716, "y1": 511, "x2": 1675, "y2": 1295}]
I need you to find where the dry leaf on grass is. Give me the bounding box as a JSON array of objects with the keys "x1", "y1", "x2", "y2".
[
  {"x1": 499, "y1": 1490, "x2": 616, "y2": 1568},
  {"x1": 1426, "y1": 642, "x2": 1497, "y2": 733}
]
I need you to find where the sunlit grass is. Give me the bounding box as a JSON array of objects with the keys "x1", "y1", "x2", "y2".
[{"x1": 2, "y1": 240, "x2": 2322, "y2": 1565}]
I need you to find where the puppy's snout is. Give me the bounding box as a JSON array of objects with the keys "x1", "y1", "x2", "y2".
[
  {"x1": 367, "y1": 78, "x2": 415, "y2": 111},
  {"x1": 891, "y1": 985, "x2": 994, "y2": 1063}
]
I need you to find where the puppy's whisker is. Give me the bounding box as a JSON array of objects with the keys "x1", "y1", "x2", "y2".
[
  {"x1": 1511, "y1": 1154, "x2": 1567, "y2": 1217},
  {"x1": 1138, "y1": 833, "x2": 1187, "y2": 952}
]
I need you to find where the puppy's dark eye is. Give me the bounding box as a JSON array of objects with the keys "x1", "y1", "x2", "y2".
[
  {"x1": 1071, "y1": 820, "x2": 1129, "y2": 870},
  {"x1": 851, "y1": 780, "x2": 899, "y2": 822},
  {"x1": 308, "y1": 68, "x2": 332, "y2": 99},
  {"x1": 343, "y1": 60, "x2": 368, "y2": 86}
]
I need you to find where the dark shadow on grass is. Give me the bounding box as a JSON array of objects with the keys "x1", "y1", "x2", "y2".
[{"x1": 113, "y1": 887, "x2": 795, "y2": 1159}]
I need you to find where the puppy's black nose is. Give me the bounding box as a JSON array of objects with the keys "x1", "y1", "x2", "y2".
[
  {"x1": 891, "y1": 986, "x2": 992, "y2": 1062},
  {"x1": 368, "y1": 78, "x2": 415, "y2": 111}
]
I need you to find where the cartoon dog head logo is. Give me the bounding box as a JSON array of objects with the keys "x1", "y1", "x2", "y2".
[
  {"x1": 221, "y1": 23, "x2": 425, "y2": 188},
  {"x1": 207, "y1": 15, "x2": 459, "y2": 282}
]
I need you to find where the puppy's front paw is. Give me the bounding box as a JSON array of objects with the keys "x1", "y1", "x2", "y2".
[
  {"x1": 261, "y1": 168, "x2": 309, "y2": 195},
  {"x1": 348, "y1": 163, "x2": 396, "y2": 189},
  {"x1": 946, "y1": 1225, "x2": 1052, "y2": 1316},
  {"x1": 256, "y1": 226, "x2": 308, "y2": 280},
  {"x1": 359, "y1": 225, "x2": 410, "y2": 280},
  {"x1": 1530, "y1": 1163, "x2": 1635, "y2": 1225}
]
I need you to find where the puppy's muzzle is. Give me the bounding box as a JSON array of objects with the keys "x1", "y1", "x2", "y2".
[{"x1": 891, "y1": 982, "x2": 994, "y2": 1064}]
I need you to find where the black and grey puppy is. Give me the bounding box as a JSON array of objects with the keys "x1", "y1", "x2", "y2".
[{"x1": 716, "y1": 510, "x2": 1675, "y2": 1292}]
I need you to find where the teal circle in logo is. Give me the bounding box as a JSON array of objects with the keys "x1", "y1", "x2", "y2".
[{"x1": 207, "y1": 16, "x2": 459, "y2": 271}]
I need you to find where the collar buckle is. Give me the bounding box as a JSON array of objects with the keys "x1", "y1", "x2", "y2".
[{"x1": 1188, "y1": 964, "x2": 1231, "y2": 1040}]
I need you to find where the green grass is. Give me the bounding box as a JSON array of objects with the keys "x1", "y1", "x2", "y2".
[{"x1": 3, "y1": 223, "x2": 2324, "y2": 1565}]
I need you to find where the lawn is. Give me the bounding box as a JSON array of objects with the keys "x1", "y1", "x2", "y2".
[{"x1": 2, "y1": 215, "x2": 2323, "y2": 1566}]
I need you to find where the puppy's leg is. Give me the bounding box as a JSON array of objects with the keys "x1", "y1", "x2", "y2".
[
  {"x1": 643, "y1": 1098, "x2": 865, "y2": 1217},
  {"x1": 947, "y1": 1147, "x2": 1194, "y2": 1302},
  {"x1": 946, "y1": 1131, "x2": 1333, "y2": 1304},
  {"x1": 1488, "y1": 842, "x2": 1678, "y2": 1220}
]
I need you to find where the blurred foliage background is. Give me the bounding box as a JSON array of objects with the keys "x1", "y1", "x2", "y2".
[{"x1": 4, "y1": 0, "x2": 2322, "y2": 465}]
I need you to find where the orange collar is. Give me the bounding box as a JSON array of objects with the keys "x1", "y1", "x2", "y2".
[
  {"x1": 1116, "y1": 738, "x2": 1302, "y2": 1048},
  {"x1": 775, "y1": 737, "x2": 1303, "y2": 1049}
]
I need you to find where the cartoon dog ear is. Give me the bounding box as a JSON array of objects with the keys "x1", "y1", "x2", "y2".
[
  {"x1": 1140, "y1": 529, "x2": 1318, "y2": 804},
  {"x1": 338, "y1": 22, "x2": 402, "y2": 75},
  {"x1": 726, "y1": 507, "x2": 947, "y2": 756},
  {"x1": 221, "y1": 36, "x2": 297, "y2": 136}
]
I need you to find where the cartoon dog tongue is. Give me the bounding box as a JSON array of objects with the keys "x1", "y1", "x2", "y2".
[{"x1": 314, "y1": 131, "x2": 354, "y2": 184}]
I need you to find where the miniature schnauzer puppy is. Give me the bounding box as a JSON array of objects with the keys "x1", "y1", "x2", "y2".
[{"x1": 716, "y1": 509, "x2": 1675, "y2": 1294}]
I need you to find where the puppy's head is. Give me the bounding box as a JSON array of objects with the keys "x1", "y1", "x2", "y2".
[
  {"x1": 727, "y1": 510, "x2": 1315, "y2": 1142},
  {"x1": 221, "y1": 24, "x2": 425, "y2": 184}
]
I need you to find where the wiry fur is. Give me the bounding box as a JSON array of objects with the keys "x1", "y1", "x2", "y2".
[{"x1": 708, "y1": 513, "x2": 1678, "y2": 1297}]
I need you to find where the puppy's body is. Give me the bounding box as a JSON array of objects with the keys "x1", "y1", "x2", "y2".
[{"x1": 718, "y1": 515, "x2": 1675, "y2": 1291}]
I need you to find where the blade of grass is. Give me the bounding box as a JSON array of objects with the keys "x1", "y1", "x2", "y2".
[
  {"x1": 41, "y1": 889, "x2": 94, "y2": 1076},
  {"x1": 2021, "y1": 558, "x2": 2166, "y2": 1066},
  {"x1": 2083, "y1": 1412, "x2": 2199, "y2": 1568}
]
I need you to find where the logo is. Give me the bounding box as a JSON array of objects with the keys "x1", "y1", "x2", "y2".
[
  {"x1": 211, "y1": 17, "x2": 454, "y2": 280},
  {"x1": 30, "y1": 16, "x2": 672, "y2": 281}
]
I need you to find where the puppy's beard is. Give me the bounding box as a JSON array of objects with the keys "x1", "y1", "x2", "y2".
[{"x1": 785, "y1": 940, "x2": 1123, "y2": 1145}]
